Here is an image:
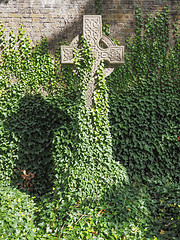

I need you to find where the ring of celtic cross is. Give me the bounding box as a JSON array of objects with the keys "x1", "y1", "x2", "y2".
[{"x1": 61, "y1": 15, "x2": 124, "y2": 107}]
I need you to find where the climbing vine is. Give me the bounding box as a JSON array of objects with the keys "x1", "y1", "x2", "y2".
[
  {"x1": 95, "y1": 0, "x2": 103, "y2": 15},
  {"x1": 95, "y1": 0, "x2": 110, "y2": 37},
  {"x1": 0, "y1": 7, "x2": 179, "y2": 239},
  {"x1": 107, "y1": 7, "x2": 180, "y2": 184}
]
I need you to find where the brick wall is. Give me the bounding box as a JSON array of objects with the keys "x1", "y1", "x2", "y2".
[
  {"x1": 0, "y1": 0, "x2": 179, "y2": 49},
  {"x1": 101, "y1": 0, "x2": 180, "y2": 44},
  {"x1": 0, "y1": 0, "x2": 95, "y2": 50}
]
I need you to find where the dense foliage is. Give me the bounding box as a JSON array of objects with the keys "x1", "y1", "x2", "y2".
[
  {"x1": 0, "y1": 8, "x2": 179, "y2": 239},
  {"x1": 0, "y1": 182, "x2": 38, "y2": 239},
  {"x1": 108, "y1": 9, "x2": 180, "y2": 185}
]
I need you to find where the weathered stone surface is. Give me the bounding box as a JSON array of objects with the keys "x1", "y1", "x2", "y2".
[{"x1": 61, "y1": 15, "x2": 124, "y2": 107}]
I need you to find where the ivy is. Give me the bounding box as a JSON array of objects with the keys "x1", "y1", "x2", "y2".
[
  {"x1": 53, "y1": 37, "x2": 128, "y2": 207},
  {"x1": 95, "y1": 0, "x2": 110, "y2": 37},
  {"x1": 107, "y1": 7, "x2": 180, "y2": 186},
  {"x1": 0, "y1": 7, "x2": 180, "y2": 239},
  {"x1": 95, "y1": 0, "x2": 103, "y2": 15},
  {"x1": 0, "y1": 182, "x2": 38, "y2": 239}
]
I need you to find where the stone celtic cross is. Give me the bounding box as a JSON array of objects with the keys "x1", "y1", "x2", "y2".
[{"x1": 61, "y1": 15, "x2": 124, "y2": 107}]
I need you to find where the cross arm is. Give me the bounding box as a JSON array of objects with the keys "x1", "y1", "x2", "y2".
[
  {"x1": 61, "y1": 46, "x2": 74, "y2": 64},
  {"x1": 101, "y1": 46, "x2": 124, "y2": 64}
]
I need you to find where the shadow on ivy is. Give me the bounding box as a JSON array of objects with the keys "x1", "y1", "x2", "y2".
[{"x1": 6, "y1": 94, "x2": 70, "y2": 197}]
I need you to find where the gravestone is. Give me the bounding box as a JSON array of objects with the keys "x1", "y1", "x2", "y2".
[{"x1": 61, "y1": 15, "x2": 124, "y2": 107}]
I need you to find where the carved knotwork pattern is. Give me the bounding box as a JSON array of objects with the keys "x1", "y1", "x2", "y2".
[
  {"x1": 109, "y1": 48, "x2": 122, "y2": 62},
  {"x1": 62, "y1": 48, "x2": 74, "y2": 62},
  {"x1": 91, "y1": 47, "x2": 101, "y2": 72},
  {"x1": 61, "y1": 15, "x2": 124, "y2": 107},
  {"x1": 84, "y1": 17, "x2": 101, "y2": 46}
]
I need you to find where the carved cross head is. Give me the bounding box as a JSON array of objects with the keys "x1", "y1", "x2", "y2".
[{"x1": 61, "y1": 15, "x2": 124, "y2": 107}]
